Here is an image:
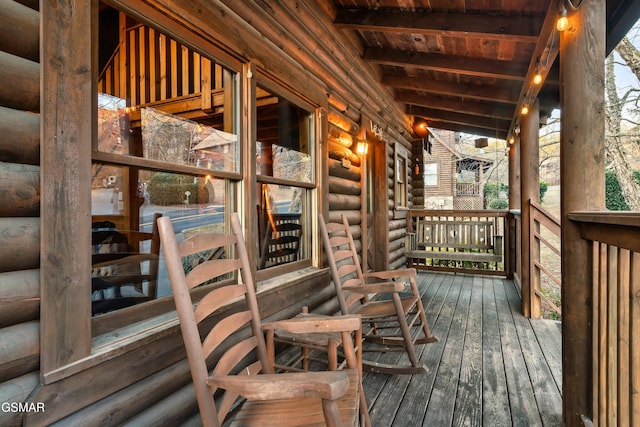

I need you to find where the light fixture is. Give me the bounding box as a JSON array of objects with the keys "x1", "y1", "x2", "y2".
[
  {"x1": 556, "y1": 6, "x2": 569, "y2": 32},
  {"x1": 356, "y1": 141, "x2": 368, "y2": 155},
  {"x1": 521, "y1": 104, "x2": 529, "y2": 115},
  {"x1": 413, "y1": 118, "x2": 429, "y2": 138}
]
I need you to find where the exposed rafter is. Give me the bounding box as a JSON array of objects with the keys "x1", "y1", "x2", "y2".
[
  {"x1": 364, "y1": 47, "x2": 528, "y2": 81},
  {"x1": 334, "y1": 9, "x2": 544, "y2": 42},
  {"x1": 382, "y1": 73, "x2": 521, "y2": 104},
  {"x1": 410, "y1": 105, "x2": 511, "y2": 134},
  {"x1": 398, "y1": 91, "x2": 515, "y2": 120}
]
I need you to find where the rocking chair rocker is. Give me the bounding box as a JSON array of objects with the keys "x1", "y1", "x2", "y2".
[{"x1": 318, "y1": 214, "x2": 438, "y2": 375}]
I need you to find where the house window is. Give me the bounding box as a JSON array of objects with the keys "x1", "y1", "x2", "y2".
[
  {"x1": 255, "y1": 85, "x2": 315, "y2": 275},
  {"x1": 425, "y1": 162, "x2": 438, "y2": 186},
  {"x1": 395, "y1": 143, "x2": 410, "y2": 208},
  {"x1": 91, "y1": 4, "x2": 240, "y2": 330}
]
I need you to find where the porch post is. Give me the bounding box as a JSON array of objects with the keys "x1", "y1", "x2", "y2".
[
  {"x1": 560, "y1": 0, "x2": 606, "y2": 425},
  {"x1": 519, "y1": 99, "x2": 540, "y2": 318},
  {"x1": 507, "y1": 136, "x2": 521, "y2": 279}
]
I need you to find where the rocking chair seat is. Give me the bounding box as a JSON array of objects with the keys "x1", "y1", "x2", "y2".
[
  {"x1": 228, "y1": 369, "x2": 360, "y2": 427},
  {"x1": 352, "y1": 296, "x2": 419, "y2": 320}
]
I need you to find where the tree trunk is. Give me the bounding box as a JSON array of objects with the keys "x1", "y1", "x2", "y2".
[{"x1": 604, "y1": 54, "x2": 640, "y2": 210}]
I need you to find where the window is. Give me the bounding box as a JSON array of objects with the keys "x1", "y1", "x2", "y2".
[
  {"x1": 395, "y1": 143, "x2": 410, "y2": 208},
  {"x1": 255, "y1": 85, "x2": 315, "y2": 275},
  {"x1": 92, "y1": 4, "x2": 240, "y2": 329},
  {"x1": 425, "y1": 162, "x2": 438, "y2": 186}
]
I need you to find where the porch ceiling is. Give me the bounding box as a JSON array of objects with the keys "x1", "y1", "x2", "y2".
[{"x1": 330, "y1": 0, "x2": 640, "y2": 140}]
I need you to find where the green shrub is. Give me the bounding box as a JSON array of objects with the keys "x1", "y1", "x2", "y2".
[
  {"x1": 483, "y1": 182, "x2": 509, "y2": 208},
  {"x1": 147, "y1": 173, "x2": 208, "y2": 206},
  {"x1": 489, "y1": 198, "x2": 508, "y2": 209},
  {"x1": 605, "y1": 169, "x2": 630, "y2": 211},
  {"x1": 539, "y1": 181, "x2": 548, "y2": 203}
]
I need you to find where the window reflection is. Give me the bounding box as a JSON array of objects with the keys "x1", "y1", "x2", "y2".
[
  {"x1": 255, "y1": 86, "x2": 314, "y2": 271},
  {"x1": 91, "y1": 165, "x2": 227, "y2": 315},
  {"x1": 258, "y1": 184, "x2": 306, "y2": 269},
  {"x1": 94, "y1": 4, "x2": 238, "y2": 320}
]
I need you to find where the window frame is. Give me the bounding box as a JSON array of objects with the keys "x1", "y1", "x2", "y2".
[
  {"x1": 41, "y1": 0, "x2": 247, "y2": 381},
  {"x1": 394, "y1": 142, "x2": 410, "y2": 210},
  {"x1": 253, "y1": 76, "x2": 319, "y2": 282},
  {"x1": 424, "y1": 161, "x2": 439, "y2": 186}
]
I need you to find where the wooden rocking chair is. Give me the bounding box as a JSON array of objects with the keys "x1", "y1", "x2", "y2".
[
  {"x1": 318, "y1": 214, "x2": 438, "y2": 375},
  {"x1": 158, "y1": 212, "x2": 363, "y2": 426}
]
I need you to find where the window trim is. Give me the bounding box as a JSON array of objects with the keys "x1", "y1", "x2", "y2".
[
  {"x1": 252, "y1": 75, "x2": 320, "y2": 282},
  {"x1": 41, "y1": 0, "x2": 247, "y2": 382},
  {"x1": 394, "y1": 142, "x2": 410, "y2": 210}
]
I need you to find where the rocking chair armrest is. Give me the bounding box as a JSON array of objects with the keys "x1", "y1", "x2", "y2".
[
  {"x1": 344, "y1": 281, "x2": 406, "y2": 294},
  {"x1": 262, "y1": 314, "x2": 361, "y2": 334},
  {"x1": 363, "y1": 268, "x2": 416, "y2": 281},
  {"x1": 206, "y1": 370, "x2": 351, "y2": 401}
]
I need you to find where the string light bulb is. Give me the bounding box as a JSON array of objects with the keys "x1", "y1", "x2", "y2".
[
  {"x1": 533, "y1": 68, "x2": 543, "y2": 85},
  {"x1": 556, "y1": 6, "x2": 569, "y2": 32},
  {"x1": 509, "y1": 136, "x2": 515, "y2": 145},
  {"x1": 521, "y1": 104, "x2": 529, "y2": 115}
]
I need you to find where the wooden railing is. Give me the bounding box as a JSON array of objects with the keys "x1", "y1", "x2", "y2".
[
  {"x1": 406, "y1": 209, "x2": 507, "y2": 275},
  {"x1": 530, "y1": 201, "x2": 561, "y2": 318},
  {"x1": 569, "y1": 212, "x2": 640, "y2": 426},
  {"x1": 456, "y1": 182, "x2": 481, "y2": 197}
]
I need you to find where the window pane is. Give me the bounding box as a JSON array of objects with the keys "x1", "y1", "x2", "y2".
[
  {"x1": 257, "y1": 183, "x2": 308, "y2": 270},
  {"x1": 425, "y1": 163, "x2": 438, "y2": 186},
  {"x1": 97, "y1": 7, "x2": 238, "y2": 173},
  {"x1": 91, "y1": 164, "x2": 230, "y2": 316},
  {"x1": 256, "y1": 87, "x2": 313, "y2": 183}
]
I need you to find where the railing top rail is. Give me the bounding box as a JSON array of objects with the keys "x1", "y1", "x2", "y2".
[
  {"x1": 529, "y1": 200, "x2": 561, "y2": 228},
  {"x1": 568, "y1": 211, "x2": 640, "y2": 228},
  {"x1": 568, "y1": 211, "x2": 640, "y2": 253},
  {"x1": 408, "y1": 209, "x2": 508, "y2": 218}
]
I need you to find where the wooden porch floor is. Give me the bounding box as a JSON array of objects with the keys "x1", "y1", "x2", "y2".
[{"x1": 362, "y1": 272, "x2": 562, "y2": 427}]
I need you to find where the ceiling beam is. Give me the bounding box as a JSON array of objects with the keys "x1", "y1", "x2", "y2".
[
  {"x1": 425, "y1": 120, "x2": 508, "y2": 140},
  {"x1": 410, "y1": 105, "x2": 511, "y2": 134},
  {"x1": 334, "y1": 9, "x2": 543, "y2": 43},
  {"x1": 507, "y1": 0, "x2": 562, "y2": 140},
  {"x1": 364, "y1": 47, "x2": 528, "y2": 81},
  {"x1": 382, "y1": 73, "x2": 520, "y2": 104},
  {"x1": 397, "y1": 90, "x2": 515, "y2": 120}
]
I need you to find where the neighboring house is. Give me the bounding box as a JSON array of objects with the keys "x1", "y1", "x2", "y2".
[{"x1": 422, "y1": 129, "x2": 493, "y2": 210}]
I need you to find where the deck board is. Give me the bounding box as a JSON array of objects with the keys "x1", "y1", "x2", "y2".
[{"x1": 362, "y1": 272, "x2": 563, "y2": 426}]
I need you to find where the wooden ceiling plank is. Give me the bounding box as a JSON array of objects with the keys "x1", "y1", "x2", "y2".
[
  {"x1": 334, "y1": 9, "x2": 544, "y2": 42},
  {"x1": 364, "y1": 47, "x2": 528, "y2": 81},
  {"x1": 382, "y1": 73, "x2": 520, "y2": 104}
]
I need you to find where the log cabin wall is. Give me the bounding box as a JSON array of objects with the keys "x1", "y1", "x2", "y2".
[
  {"x1": 0, "y1": 0, "x2": 416, "y2": 425},
  {"x1": 0, "y1": 1, "x2": 41, "y2": 426}
]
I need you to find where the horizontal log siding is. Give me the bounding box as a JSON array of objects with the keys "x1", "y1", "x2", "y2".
[
  {"x1": 0, "y1": 3, "x2": 41, "y2": 427},
  {"x1": 0, "y1": 269, "x2": 40, "y2": 328},
  {"x1": 0, "y1": 0, "x2": 417, "y2": 423},
  {"x1": 28, "y1": 270, "x2": 334, "y2": 425}
]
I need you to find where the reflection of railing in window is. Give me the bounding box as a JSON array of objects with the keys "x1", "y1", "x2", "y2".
[
  {"x1": 259, "y1": 213, "x2": 302, "y2": 269},
  {"x1": 91, "y1": 213, "x2": 161, "y2": 315}
]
